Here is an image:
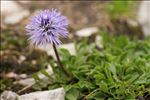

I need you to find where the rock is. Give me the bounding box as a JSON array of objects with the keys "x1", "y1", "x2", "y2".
[
  {"x1": 37, "y1": 43, "x2": 76, "y2": 60},
  {"x1": 18, "y1": 55, "x2": 26, "y2": 64},
  {"x1": 75, "y1": 27, "x2": 99, "y2": 37},
  {"x1": 15, "y1": 78, "x2": 35, "y2": 86},
  {"x1": 4, "y1": 10, "x2": 29, "y2": 25},
  {"x1": 138, "y1": 1, "x2": 150, "y2": 36},
  {"x1": 1, "y1": 1, "x2": 30, "y2": 25},
  {"x1": 127, "y1": 19, "x2": 139, "y2": 27},
  {"x1": 5, "y1": 72, "x2": 27, "y2": 79},
  {"x1": 95, "y1": 35, "x2": 103, "y2": 49},
  {"x1": 1, "y1": 1, "x2": 21, "y2": 15},
  {"x1": 59, "y1": 43, "x2": 76, "y2": 55},
  {"x1": 15, "y1": 64, "x2": 53, "y2": 86},
  {"x1": 37, "y1": 45, "x2": 55, "y2": 60},
  {"x1": 0, "y1": 91, "x2": 19, "y2": 100},
  {"x1": 18, "y1": 88, "x2": 65, "y2": 100},
  {"x1": 1, "y1": 88, "x2": 65, "y2": 100}
]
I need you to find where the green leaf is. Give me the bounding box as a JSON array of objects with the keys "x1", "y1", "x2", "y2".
[
  {"x1": 65, "y1": 88, "x2": 79, "y2": 100},
  {"x1": 40, "y1": 69, "x2": 54, "y2": 80}
]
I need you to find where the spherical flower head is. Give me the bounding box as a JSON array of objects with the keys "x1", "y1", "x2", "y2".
[{"x1": 25, "y1": 9, "x2": 69, "y2": 46}]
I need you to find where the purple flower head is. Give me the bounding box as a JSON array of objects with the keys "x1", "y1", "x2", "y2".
[{"x1": 25, "y1": 9, "x2": 69, "y2": 46}]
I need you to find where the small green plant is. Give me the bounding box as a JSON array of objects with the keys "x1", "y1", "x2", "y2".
[
  {"x1": 0, "y1": 78, "x2": 13, "y2": 93},
  {"x1": 104, "y1": 1, "x2": 137, "y2": 19},
  {"x1": 33, "y1": 33, "x2": 150, "y2": 100},
  {"x1": 1, "y1": 30, "x2": 28, "y2": 50}
]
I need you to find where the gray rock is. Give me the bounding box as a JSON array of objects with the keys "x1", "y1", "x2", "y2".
[
  {"x1": 95, "y1": 35, "x2": 103, "y2": 49},
  {"x1": 1, "y1": 1, "x2": 30, "y2": 25},
  {"x1": 18, "y1": 88, "x2": 65, "y2": 100},
  {"x1": 1, "y1": 88, "x2": 65, "y2": 100},
  {"x1": 37, "y1": 43, "x2": 76, "y2": 60},
  {"x1": 0, "y1": 91, "x2": 19, "y2": 100},
  {"x1": 138, "y1": 1, "x2": 150, "y2": 36},
  {"x1": 75, "y1": 27, "x2": 99, "y2": 37}
]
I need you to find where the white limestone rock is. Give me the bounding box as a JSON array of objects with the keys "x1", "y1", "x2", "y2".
[
  {"x1": 0, "y1": 91, "x2": 19, "y2": 100},
  {"x1": 138, "y1": 1, "x2": 150, "y2": 36},
  {"x1": 37, "y1": 43, "x2": 76, "y2": 60},
  {"x1": 59, "y1": 43, "x2": 76, "y2": 55},
  {"x1": 1, "y1": 88, "x2": 65, "y2": 100},
  {"x1": 95, "y1": 35, "x2": 103, "y2": 49},
  {"x1": 1, "y1": 1, "x2": 30, "y2": 25},
  {"x1": 75, "y1": 27, "x2": 99, "y2": 37},
  {"x1": 18, "y1": 88, "x2": 65, "y2": 100}
]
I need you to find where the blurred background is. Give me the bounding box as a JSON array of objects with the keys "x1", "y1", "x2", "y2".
[{"x1": 1, "y1": 0, "x2": 150, "y2": 94}]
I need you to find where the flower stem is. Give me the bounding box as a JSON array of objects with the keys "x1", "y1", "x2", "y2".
[{"x1": 52, "y1": 43, "x2": 70, "y2": 77}]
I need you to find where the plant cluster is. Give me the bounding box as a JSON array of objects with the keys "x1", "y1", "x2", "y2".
[{"x1": 33, "y1": 33, "x2": 150, "y2": 100}]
